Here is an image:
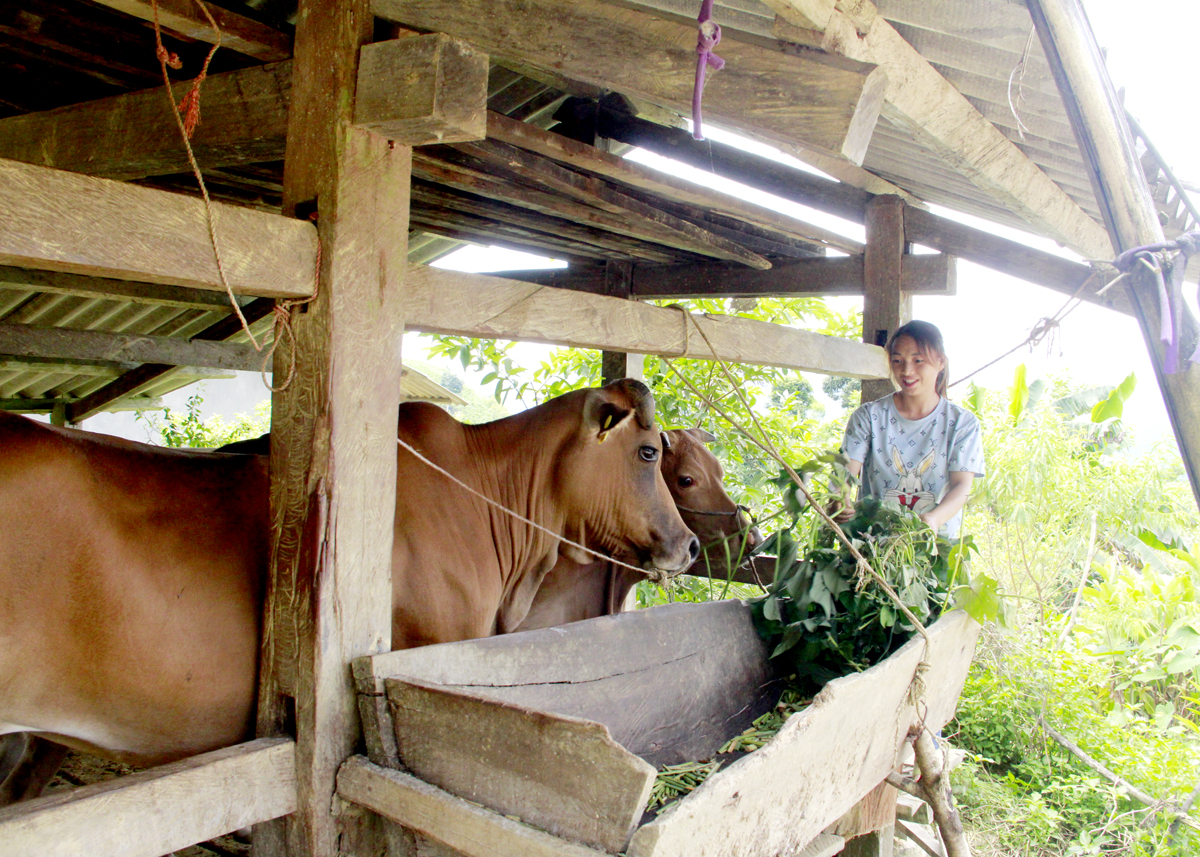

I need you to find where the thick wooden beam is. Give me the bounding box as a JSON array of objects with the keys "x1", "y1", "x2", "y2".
[
  {"x1": 601, "y1": 259, "x2": 642, "y2": 384},
  {"x1": 0, "y1": 157, "x2": 316, "y2": 298},
  {"x1": 355, "y1": 35, "x2": 489, "y2": 145},
  {"x1": 0, "y1": 739, "x2": 295, "y2": 857},
  {"x1": 501, "y1": 253, "x2": 954, "y2": 298},
  {"x1": 89, "y1": 0, "x2": 292, "y2": 62},
  {"x1": 901, "y1": 205, "x2": 1133, "y2": 316},
  {"x1": 0, "y1": 267, "x2": 238, "y2": 311},
  {"x1": 0, "y1": 61, "x2": 293, "y2": 181},
  {"x1": 772, "y1": 6, "x2": 1113, "y2": 259},
  {"x1": 372, "y1": 0, "x2": 888, "y2": 164},
  {"x1": 0, "y1": 323, "x2": 274, "y2": 373},
  {"x1": 405, "y1": 263, "x2": 889, "y2": 378},
  {"x1": 254, "y1": 0, "x2": 410, "y2": 853},
  {"x1": 1027, "y1": 0, "x2": 1200, "y2": 506},
  {"x1": 861, "y1": 195, "x2": 909, "y2": 402}
]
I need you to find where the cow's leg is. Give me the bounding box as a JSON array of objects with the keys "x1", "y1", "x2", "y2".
[{"x1": 0, "y1": 734, "x2": 69, "y2": 805}]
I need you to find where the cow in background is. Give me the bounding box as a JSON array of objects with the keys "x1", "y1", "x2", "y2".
[
  {"x1": 518, "y1": 427, "x2": 761, "y2": 631},
  {"x1": 0, "y1": 379, "x2": 696, "y2": 776}
]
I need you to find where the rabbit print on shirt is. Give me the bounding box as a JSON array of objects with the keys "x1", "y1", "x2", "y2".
[{"x1": 883, "y1": 446, "x2": 937, "y2": 514}]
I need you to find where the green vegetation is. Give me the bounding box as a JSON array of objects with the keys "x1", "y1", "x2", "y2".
[{"x1": 137, "y1": 388, "x2": 270, "y2": 448}]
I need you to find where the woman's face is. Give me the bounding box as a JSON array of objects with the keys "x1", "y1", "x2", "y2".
[{"x1": 890, "y1": 335, "x2": 944, "y2": 398}]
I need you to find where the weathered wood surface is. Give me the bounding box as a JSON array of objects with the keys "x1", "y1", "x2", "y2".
[
  {"x1": 356, "y1": 35, "x2": 489, "y2": 145},
  {"x1": 374, "y1": 601, "x2": 776, "y2": 767},
  {"x1": 0, "y1": 738, "x2": 295, "y2": 857},
  {"x1": 385, "y1": 679, "x2": 656, "y2": 853},
  {"x1": 337, "y1": 757, "x2": 612, "y2": 857},
  {"x1": 0, "y1": 322, "x2": 272, "y2": 373},
  {"x1": 625, "y1": 611, "x2": 979, "y2": 857},
  {"x1": 0, "y1": 157, "x2": 315, "y2": 298},
  {"x1": 0, "y1": 61, "x2": 293, "y2": 181},
  {"x1": 253, "y1": 0, "x2": 408, "y2": 853},
  {"x1": 773, "y1": 8, "x2": 1112, "y2": 260},
  {"x1": 373, "y1": 0, "x2": 887, "y2": 163},
  {"x1": 405, "y1": 264, "x2": 890, "y2": 378},
  {"x1": 1026, "y1": 0, "x2": 1200, "y2": 515},
  {"x1": 89, "y1": 0, "x2": 292, "y2": 61},
  {"x1": 861, "y1": 195, "x2": 910, "y2": 401}
]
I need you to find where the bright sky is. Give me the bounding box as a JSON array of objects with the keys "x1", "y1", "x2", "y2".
[{"x1": 422, "y1": 0, "x2": 1199, "y2": 454}]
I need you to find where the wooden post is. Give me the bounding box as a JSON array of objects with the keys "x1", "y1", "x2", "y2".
[
  {"x1": 253, "y1": 1, "x2": 409, "y2": 855},
  {"x1": 601, "y1": 259, "x2": 643, "y2": 384},
  {"x1": 860, "y1": 195, "x2": 908, "y2": 403},
  {"x1": 1027, "y1": 0, "x2": 1200, "y2": 508}
]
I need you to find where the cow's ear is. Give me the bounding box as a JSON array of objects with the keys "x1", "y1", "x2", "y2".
[
  {"x1": 602, "y1": 378, "x2": 656, "y2": 429},
  {"x1": 584, "y1": 392, "x2": 633, "y2": 443},
  {"x1": 688, "y1": 427, "x2": 717, "y2": 444}
]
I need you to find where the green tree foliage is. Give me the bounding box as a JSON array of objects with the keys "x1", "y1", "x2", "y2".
[
  {"x1": 136, "y1": 388, "x2": 271, "y2": 448},
  {"x1": 949, "y1": 365, "x2": 1200, "y2": 857},
  {"x1": 822, "y1": 374, "x2": 861, "y2": 410}
]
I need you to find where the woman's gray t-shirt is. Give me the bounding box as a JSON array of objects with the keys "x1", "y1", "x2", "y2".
[{"x1": 841, "y1": 395, "x2": 985, "y2": 537}]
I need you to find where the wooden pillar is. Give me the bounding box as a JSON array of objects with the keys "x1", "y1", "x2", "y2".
[
  {"x1": 601, "y1": 259, "x2": 644, "y2": 384},
  {"x1": 1027, "y1": 0, "x2": 1200, "y2": 508},
  {"x1": 861, "y1": 195, "x2": 909, "y2": 403},
  {"x1": 253, "y1": 1, "x2": 409, "y2": 855}
]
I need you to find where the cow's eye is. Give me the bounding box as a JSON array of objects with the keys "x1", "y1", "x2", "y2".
[
  {"x1": 678, "y1": 475, "x2": 694, "y2": 488},
  {"x1": 638, "y1": 445, "x2": 659, "y2": 462}
]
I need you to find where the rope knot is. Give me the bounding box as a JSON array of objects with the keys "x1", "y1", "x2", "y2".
[
  {"x1": 156, "y1": 44, "x2": 183, "y2": 69},
  {"x1": 692, "y1": 0, "x2": 724, "y2": 141}
]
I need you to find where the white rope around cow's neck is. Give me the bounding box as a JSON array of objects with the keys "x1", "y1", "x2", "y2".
[{"x1": 396, "y1": 437, "x2": 670, "y2": 583}]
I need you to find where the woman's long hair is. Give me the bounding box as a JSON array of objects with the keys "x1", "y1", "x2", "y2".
[{"x1": 887, "y1": 320, "x2": 948, "y2": 397}]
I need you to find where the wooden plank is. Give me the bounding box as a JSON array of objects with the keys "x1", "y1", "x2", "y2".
[
  {"x1": 485, "y1": 110, "x2": 861, "y2": 253},
  {"x1": 448, "y1": 138, "x2": 773, "y2": 269},
  {"x1": 626, "y1": 611, "x2": 980, "y2": 857},
  {"x1": 861, "y1": 194, "x2": 909, "y2": 401},
  {"x1": 0, "y1": 157, "x2": 315, "y2": 298},
  {"x1": 0, "y1": 738, "x2": 295, "y2": 857},
  {"x1": 337, "y1": 757, "x2": 612, "y2": 857},
  {"x1": 355, "y1": 35, "x2": 489, "y2": 145},
  {"x1": 372, "y1": 0, "x2": 888, "y2": 164},
  {"x1": 596, "y1": 108, "x2": 874, "y2": 224},
  {"x1": 372, "y1": 601, "x2": 776, "y2": 768},
  {"x1": 1026, "y1": 0, "x2": 1200, "y2": 511},
  {"x1": 404, "y1": 263, "x2": 890, "y2": 378},
  {"x1": 253, "y1": 0, "x2": 409, "y2": 849},
  {"x1": 774, "y1": 7, "x2": 1114, "y2": 260},
  {"x1": 384, "y1": 679, "x2": 656, "y2": 853},
  {"x1": 796, "y1": 833, "x2": 848, "y2": 857},
  {"x1": 89, "y1": 0, "x2": 291, "y2": 61},
  {"x1": 0, "y1": 322, "x2": 274, "y2": 373},
  {"x1": 901, "y1": 204, "x2": 1134, "y2": 316},
  {"x1": 627, "y1": 253, "x2": 953, "y2": 298},
  {"x1": 0, "y1": 61, "x2": 293, "y2": 181},
  {"x1": 0, "y1": 266, "x2": 239, "y2": 311}
]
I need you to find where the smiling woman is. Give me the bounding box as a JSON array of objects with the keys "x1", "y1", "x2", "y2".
[{"x1": 839, "y1": 320, "x2": 986, "y2": 538}]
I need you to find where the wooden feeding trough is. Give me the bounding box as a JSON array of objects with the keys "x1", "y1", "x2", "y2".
[{"x1": 341, "y1": 602, "x2": 980, "y2": 857}]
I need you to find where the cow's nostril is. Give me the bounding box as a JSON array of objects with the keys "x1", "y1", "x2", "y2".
[{"x1": 687, "y1": 536, "x2": 701, "y2": 562}]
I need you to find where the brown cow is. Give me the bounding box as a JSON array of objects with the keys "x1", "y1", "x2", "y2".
[
  {"x1": 0, "y1": 379, "x2": 697, "y2": 771},
  {"x1": 518, "y1": 427, "x2": 761, "y2": 631}
]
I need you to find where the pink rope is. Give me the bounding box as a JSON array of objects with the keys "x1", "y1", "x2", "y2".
[{"x1": 693, "y1": 0, "x2": 724, "y2": 141}]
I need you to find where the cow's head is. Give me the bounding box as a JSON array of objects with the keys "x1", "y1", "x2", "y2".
[
  {"x1": 556, "y1": 379, "x2": 699, "y2": 576},
  {"x1": 662, "y1": 428, "x2": 762, "y2": 572}
]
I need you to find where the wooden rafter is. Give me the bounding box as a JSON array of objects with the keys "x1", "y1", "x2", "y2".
[
  {"x1": 769, "y1": 0, "x2": 1112, "y2": 259},
  {"x1": 89, "y1": 0, "x2": 292, "y2": 62}
]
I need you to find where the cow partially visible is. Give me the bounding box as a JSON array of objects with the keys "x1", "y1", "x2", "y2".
[
  {"x1": 518, "y1": 427, "x2": 761, "y2": 631},
  {"x1": 0, "y1": 379, "x2": 697, "y2": 772}
]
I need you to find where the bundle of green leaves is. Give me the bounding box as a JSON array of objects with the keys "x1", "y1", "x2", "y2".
[{"x1": 749, "y1": 455, "x2": 1002, "y2": 690}]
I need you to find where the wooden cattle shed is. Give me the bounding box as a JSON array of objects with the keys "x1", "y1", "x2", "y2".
[{"x1": 0, "y1": 0, "x2": 1197, "y2": 855}]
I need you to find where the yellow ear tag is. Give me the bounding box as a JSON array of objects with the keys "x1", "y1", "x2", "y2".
[{"x1": 597, "y1": 431, "x2": 608, "y2": 444}]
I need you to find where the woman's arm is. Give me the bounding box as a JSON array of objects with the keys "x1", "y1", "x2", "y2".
[{"x1": 919, "y1": 471, "x2": 974, "y2": 531}]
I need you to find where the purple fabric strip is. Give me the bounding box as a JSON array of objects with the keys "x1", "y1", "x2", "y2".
[
  {"x1": 1114, "y1": 231, "x2": 1200, "y2": 374},
  {"x1": 693, "y1": 0, "x2": 724, "y2": 141}
]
